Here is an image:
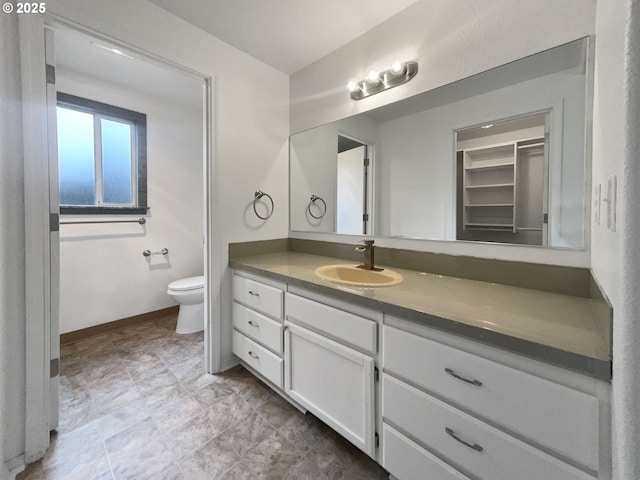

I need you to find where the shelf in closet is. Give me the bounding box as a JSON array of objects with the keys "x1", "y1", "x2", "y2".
[
  {"x1": 516, "y1": 227, "x2": 543, "y2": 231},
  {"x1": 465, "y1": 183, "x2": 514, "y2": 189},
  {"x1": 464, "y1": 223, "x2": 515, "y2": 231},
  {"x1": 517, "y1": 142, "x2": 544, "y2": 149},
  {"x1": 465, "y1": 162, "x2": 514, "y2": 172},
  {"x1": 465, "y1": 203, "x2": 514, "y2": 207}
]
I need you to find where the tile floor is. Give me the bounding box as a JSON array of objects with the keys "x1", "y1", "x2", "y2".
[{"x1": 18, "y1": 314, "x2": 388, "y2": 479}]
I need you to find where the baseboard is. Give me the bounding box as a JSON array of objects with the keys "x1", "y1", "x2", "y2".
[{"x1": 60, "y1": 306, "x2": 179, "y2": 344}]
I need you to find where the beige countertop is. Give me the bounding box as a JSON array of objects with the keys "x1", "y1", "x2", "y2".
[{"x1": 230, "y1": 251, "x2": 611, "y2": 380}]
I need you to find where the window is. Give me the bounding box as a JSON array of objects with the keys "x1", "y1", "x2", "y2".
[{"x1": 56, "y1": 92, "x2": 147, "y2": 214}]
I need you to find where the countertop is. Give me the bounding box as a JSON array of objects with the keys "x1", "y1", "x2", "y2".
[{"x1": 230, "y1": 251, "x2": 611, "y2": 380}]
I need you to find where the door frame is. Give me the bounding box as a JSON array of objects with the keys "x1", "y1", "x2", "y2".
[
  {"x1": 336, "y1": 131, "x2": 376, "y2": 235},
  {"x1": 18, "y1": 13, "x2": 220, "y2": 463}
]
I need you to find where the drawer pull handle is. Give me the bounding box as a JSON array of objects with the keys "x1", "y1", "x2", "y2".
[
  {"x1": 445, "y1": 427, "x2": 483, "y2": 452},
  {"x1": 248, "y1": 351, "x2": 259, "y2": 359},
  {"x1": 248, "y1": 290, "x2": 260, "y2": 297},
  {"x1": 445, "y1": 367, "x2": 482, "y2": 387},
  {"x1": 248, "y1": 320, "x2": 260, "y2": 327}
]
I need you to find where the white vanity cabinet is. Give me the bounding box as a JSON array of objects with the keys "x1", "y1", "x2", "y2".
[
  {"x1": 382, "y1": 319, "x2": 607, "y2": 480},
  {"x1": 284, "y1": 292, "x2": 379, "y2": 457},
  {"x1": 230, "y1": 268, "x2": 609, "y2": 480},
  {"x1": 231, "y1": 272, "x2": 285, "y2": 388}
]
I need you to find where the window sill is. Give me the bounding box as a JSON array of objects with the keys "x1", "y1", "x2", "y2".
[{"x1": 60, "y1": 206, "x2": 149, "y2": 215}]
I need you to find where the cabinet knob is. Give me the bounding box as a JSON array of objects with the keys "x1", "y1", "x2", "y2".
[
  {"x1": 248, "y1": 320, "x2": 259, "y2": 327},
  {"x1": 248, "y1": 290, "x2": 260, "y2": 297},
  {"x1": 248, "y1": 351, "x2": 259, "y2": 359}
]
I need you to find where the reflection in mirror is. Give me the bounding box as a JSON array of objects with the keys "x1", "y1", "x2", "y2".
[
  {"x1": 337, "y1": 135, "x2": 370, "y2": 235},
  {"x1": 456, "y1": 113, "x2": 549, "y2": 246},
  {"x1": 289, "y1": 38, "x2": 589, "y2": 249}
]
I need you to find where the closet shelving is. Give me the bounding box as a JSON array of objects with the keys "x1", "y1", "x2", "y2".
[{"x1": 462, "y1": 137, "x2": 544, "y2": 232}]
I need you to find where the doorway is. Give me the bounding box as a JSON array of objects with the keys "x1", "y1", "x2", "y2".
[
  {"x1": 45, "y1": 21, "x2": 214, "y2": 434},
  {"x1": 336, "y1": 134, "x2": 374, "y2": 235}
]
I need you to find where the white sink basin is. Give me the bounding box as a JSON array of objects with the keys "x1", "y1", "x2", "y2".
[{"x1": 315, "y1": 264, "x2": 403, "y2": 287}]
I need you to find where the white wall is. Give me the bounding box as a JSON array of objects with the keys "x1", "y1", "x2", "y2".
[
  {"x1": 56, "y1": 68, "x2": 204, "y2": 333},
  {"x1": 0, "y1": 12, "x2": 26, "y2": 477},
  {"x1": 290, "y1": 123, "x2": 336, "y2": 232},
  {"x1": 591, "y1": 0, "x2": 640, "y2": 478},
  {"x1": 289, "y1": 0, "x2": 595, "y2": 267}
]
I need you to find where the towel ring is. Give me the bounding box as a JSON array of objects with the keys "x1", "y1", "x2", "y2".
[
  {"x1": 307, "y1": 195, "x2": 327, "y2": 219},
  {"x1": 253, "y1": 190, "x2": 274, "y2": 220}
]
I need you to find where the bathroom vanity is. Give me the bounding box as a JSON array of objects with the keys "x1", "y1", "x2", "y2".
[{"x1": 229, "y1": 250, "x2": 611, "y2": 480}]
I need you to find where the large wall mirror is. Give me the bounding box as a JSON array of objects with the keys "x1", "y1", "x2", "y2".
[{"x1": 290, "y1": 38, "x2": 590, "y2": 249}]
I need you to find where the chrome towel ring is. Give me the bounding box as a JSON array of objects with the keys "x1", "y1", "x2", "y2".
[
  {"x1": 253, "y1": 190, "x2": 274, "y2": 220},
  {"x1": 307, "y1": 195, "x2": 327, "y2": 219}
]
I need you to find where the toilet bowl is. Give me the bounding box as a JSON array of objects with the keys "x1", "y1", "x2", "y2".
[{"x1": 167, "y1": 275, "x2": 205, "y2": 334}]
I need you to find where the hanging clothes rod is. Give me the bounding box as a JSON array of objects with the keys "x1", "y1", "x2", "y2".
[{"x1": 60, "y1": 217, "x2": 146, "y2": 225}]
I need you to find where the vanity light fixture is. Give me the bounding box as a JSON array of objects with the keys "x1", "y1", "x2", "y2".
[
  {"x1": 348, "y1": 60, "x2": 418, "y2": 100},
  {"x1": 91, "y1": 41, "x2": 135, "y2": 59}
]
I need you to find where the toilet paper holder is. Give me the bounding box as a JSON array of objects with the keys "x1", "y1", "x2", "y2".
[{"x1": 143, "y1": 248, "x2": 168, "y2": 257}]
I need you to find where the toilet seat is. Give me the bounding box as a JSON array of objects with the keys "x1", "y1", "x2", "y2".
[{"x1": 168, "y1": 275, "x2": 204, "y2": 291}]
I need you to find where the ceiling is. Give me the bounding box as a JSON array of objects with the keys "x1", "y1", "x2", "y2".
[
  {"x1": 146, "y1": 0, "x2": 420, "y2": 74},
  {"x1": 55, "y1": 27, "x2": 203, "y2": 109}
]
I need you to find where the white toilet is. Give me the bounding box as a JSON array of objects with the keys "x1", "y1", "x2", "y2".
[{"x1": 167, "y1": 275, "x2": 205, "y2": 334}]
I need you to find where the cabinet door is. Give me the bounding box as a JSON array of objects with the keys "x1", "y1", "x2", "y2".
[{"x1": 284, "y1": 322, "x2": 375, "y2": 456}]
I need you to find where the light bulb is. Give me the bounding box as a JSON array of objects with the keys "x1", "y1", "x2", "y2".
[
  {"x1": 366, "y1": 70, "x2": 381, "y2": 85},
  {"x1": 347, "y1": 80, "x2": 358, "y2": 92},
  {"x1": 389, "y1": 61, "x2": 405, "y2": 75}
]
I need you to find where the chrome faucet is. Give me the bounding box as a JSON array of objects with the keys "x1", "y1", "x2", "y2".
[{"x1": 355, "y1": 240, "x2": 382, "y2": 271}]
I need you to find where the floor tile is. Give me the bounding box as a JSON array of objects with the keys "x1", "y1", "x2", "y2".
[
  {"x1": 110, "y1": 442, "x2": 182, "y2": 480},
  {"x1": 149, "y1": 395, "x2": 202, "y2": 435},
  {"x1": 59, "y1": 354, "x2": 85, "y2": 378},
  {"x1": 56, "y1": 387, "x2": 96, "y2": 433},
  {"x1": 104, "y1": 416, "x2": 166, "y2": 464},
  {"x1": 132, "y1": 368, "x2": 179, "y2": 396},
  {"x1": 20, "y1": 315, "x2": 388, "y2": 479},
  {"x1": 144, "y1": 382, "x2": 192, "y2": 411},
  {"x1": 258, "y1": 395, "x2": 298, "y2": 428},
  {"x1": 41, "y1": 442, "x2": 110, "y2": 480},
  {"x1": 190, "y1": 380, "x2": 235, "y2": 408},
  {"x1": 41, "y1": 421, "x2": 103, "y2": 471},
  {"x1": 179, "y1": 434, "x2": 241, "y2": 479},
  {"x1": 164, "y1": 409, "x2": 220, "y2": 460},
  {"x1": 205, "y1": 392, "x2": 254, "y2": 433},
  {"x1": 224, "y1": 430, "x2": 300, "y2": 480},
  {"x1": 96, "y1": 398, "x2": 151, "y2": 440},
  {"x1": 222, "y1": 411, "x2": 277, "y2": 457},
  {"x1": 277, "y1": 411, "x2": 327, "y2": 452}
]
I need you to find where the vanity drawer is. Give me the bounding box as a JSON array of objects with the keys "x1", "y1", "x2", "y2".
[
  {"x1": 285, "y1": 293, "x2": 377, "y2": 353},
  {"x1": 383, "y1": 423, "x2": 471, "y2": 480},
  {"x1": 233, "y1": 302, "x2": 283, "y2": 354},
  {"x1": 383, "y1": 375, "x2": 594, "y2": 480},
  {"x1": 233, "y1": 274, "x2": 283, "y2": 319},
  {"x1": 233, "y1": 330, "x2": 283, "y2": 388},
  {"x1": 383, "y1": 326, "x2": 598, "y2": 470}
]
